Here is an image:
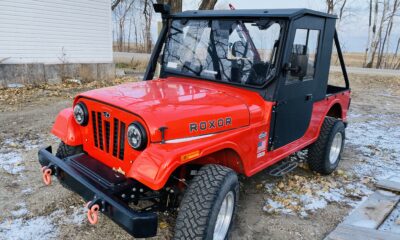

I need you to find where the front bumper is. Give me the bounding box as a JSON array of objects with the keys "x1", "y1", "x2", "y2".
[{"x1": 38, "y1": 146, "x2": 158, "y2": 238}]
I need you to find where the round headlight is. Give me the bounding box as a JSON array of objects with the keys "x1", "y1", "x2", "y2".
[
  {"x1": 127, "y1": 122, "x2": 147, "y2": 150},
  {"x1": 73, "y1": 102, "x2": 88, "y2": 126}
]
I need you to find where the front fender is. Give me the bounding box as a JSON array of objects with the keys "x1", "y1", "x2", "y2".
[
  {"x1": 51, "y1": 108, "x2": 83, "y2": 146},
  {"x1": 126, "y1": 130, "x2": 248, "y2": 191}
]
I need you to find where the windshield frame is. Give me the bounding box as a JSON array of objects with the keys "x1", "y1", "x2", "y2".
[{"x1": 160, "y1": 17, "x2": 287, "y2": 89}]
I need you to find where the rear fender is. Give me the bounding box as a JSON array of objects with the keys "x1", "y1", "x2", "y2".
[{"x1": 51, "y1": 108, "x2": 83, "y2": 146}]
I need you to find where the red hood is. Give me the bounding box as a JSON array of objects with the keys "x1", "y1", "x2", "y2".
[{"x1": 77, "y1": 77, "x2": 257, "y2": 142}]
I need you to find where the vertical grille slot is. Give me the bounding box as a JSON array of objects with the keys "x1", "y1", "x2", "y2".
[
  {"x1": 97, "y1": 112, "x2": 104, "y2": 150},
  {"x1": 92, "y1": 111, "x2": 98, "y2": 147},
  {"x1": 119, "y1": 122, "x2": 126, "y2": 160},
  {"x1": 105, "y1": 121, "x2": 110, "y2": 153},
  {"x1": 90, "y1": 108, "x2": 126, "y2": 161},
  {"x1": 113, "y1": 119, "x2": 119, "y2": 157}
]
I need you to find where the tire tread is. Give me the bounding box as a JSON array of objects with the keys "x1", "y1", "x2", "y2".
[{"x1": 174, "y1": 164, "x2": 236, "y2": 240}]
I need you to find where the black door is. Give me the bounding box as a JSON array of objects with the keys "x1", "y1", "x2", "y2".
[{"x1": 270, "y1": 16, "x2": 324, "y2": 150}]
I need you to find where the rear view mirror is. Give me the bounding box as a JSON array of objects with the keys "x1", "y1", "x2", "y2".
[{"x1": 288, "y1": 44, "x2": 309, "y2": 78}]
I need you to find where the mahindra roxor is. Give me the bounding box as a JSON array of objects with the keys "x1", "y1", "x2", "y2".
[{"x1": 38, "y1": 4, "x2": 351, "y2": 239}]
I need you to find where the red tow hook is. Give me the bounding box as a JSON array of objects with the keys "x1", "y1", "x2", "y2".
[
  {"x1": 41, "y1": 166, "x2": 52, "y2": 185},
  {"x1": 86, "y1": 201, "x2": 100, "y2": 224}
]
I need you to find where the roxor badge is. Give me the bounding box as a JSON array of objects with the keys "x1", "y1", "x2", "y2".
[{"x1": 189, "y1": 117, "x2": 232, "y2": 132}]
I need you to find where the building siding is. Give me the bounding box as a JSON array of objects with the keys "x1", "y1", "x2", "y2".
[{"x1": 0, "y1": 0, "x2": 112, "y2": 64}]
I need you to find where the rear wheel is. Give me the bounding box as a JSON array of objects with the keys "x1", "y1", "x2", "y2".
[
  {"x1": 173, "y1": 164, "x2": 239, "y2": 240},
  {"x1": 308, "y1": 117, "x2": 345, "y2": 175}
]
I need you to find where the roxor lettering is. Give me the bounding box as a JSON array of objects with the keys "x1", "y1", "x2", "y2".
[
  {"x1": 225, "y1": 117, "x2": 232, "y2": 126},
  {"x1": 199, "y1": 121, "x2": 207, "y2": 130},
  {"x1": 189, "y1": 123, "x2": 198, "y2": 132},
  {"x1": 189, "y1": 117, "x2": 233, "y2": 132},
  {"x1": 217, "y1": 118, "x2": 224, "y2": 127},
  {"x1": 208, "y1": 120, "x2": 216, "y2": 129}
]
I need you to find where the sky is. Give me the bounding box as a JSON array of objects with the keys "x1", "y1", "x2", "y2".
[{"x1": 161, "y1": 0, "x2": 399, "y2": 53}]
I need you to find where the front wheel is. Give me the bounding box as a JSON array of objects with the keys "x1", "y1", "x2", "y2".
[{"x1": 173, "y1": 164, "x2": 239, "y2": 240}]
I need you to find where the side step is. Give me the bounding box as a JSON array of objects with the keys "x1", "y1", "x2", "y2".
[{"x1": 268, "y1": 158, "x2": 299, "y2": 177}]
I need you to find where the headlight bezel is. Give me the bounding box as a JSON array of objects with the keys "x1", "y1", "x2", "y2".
[
  {"x1": 73, "y1": 102, "x2": 89, "y2": 126},
  {"x1": 127, "y1": 121, "x2": 147, "y2": 150}
]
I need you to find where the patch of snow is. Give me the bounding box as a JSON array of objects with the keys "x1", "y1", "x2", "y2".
[
  {"x1": 303, "y1": 198, "x2": 327, "y2": 212},
  {"x1": 65, "y1": 206, "x2": 86, "y2": 226},
  {"x1": 263, "y1": 175, "x2": 373, "y2": 216},
  {"x1": 0, "y1": 152, "x2": 24, "y2": 174},
  {"x1": 11, "y1": 208, "x2": 29, "y2": 218},
  {"x1": 0, "y1": 216, "x2": 57, "y2": 240},
  {"x1": 10, "y1": 203, "x2": 29, "y2": 217},
  {"x1": 0, "y1": 205, "x2": 88, "y2": 240},
  {"x1": 21, "y1": 188, "x2": 33, "y2": 195},
  {"x1": 346, "y1": 112, "x2": 400, "y2": 180},
  {"x1": 6, "y1": 83, "x2": 25, "y2": 88}
]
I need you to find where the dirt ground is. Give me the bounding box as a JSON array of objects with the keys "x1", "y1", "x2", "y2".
[{"x1": 0, "y1": 73, "x2": 399, "y2": 240}]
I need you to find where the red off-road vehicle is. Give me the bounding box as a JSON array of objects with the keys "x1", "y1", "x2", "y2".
[{"x1": 38, "y1": 4, "x2": 351, "y2": 239}]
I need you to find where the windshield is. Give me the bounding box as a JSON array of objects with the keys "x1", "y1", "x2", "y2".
[{"x1": 162, "y1": 19, "x2": 282, "y2": 86}]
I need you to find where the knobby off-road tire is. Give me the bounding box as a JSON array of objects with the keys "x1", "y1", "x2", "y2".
[
  {"x1": 308, "y1": 117, "x2": 345, "y2": 175},
  {"x1": 174, "y1": 164, "x2": 239, "y2": 240},
  {"x1": 55, "y1": 142, "x2": 83, "y2": 159},
  {"x1": 39, "y1": 142, "x2": 81, "y2": 166}
]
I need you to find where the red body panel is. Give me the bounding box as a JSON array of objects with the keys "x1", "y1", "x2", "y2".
[
  {"x1": 51, "y1": 108, "x2": 82, "y2": 146},
  {"x1": 52, "y1": 77, "x2": 351, "y2": 190}
]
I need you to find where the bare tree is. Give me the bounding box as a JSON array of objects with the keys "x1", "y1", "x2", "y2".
[
  {"x1": 143, "y1": 0, "x2": 154, "y2": 53},
  {"x1": 112, "y1": 0, "x2": 122, "y2": 10},
  {"x1": 156, "y1": 0, "x2": 182, "y2": 13},
  {"x1": 114, "y1": 0, "x2": 136, "y2": 51},
  {"x1": 377, "y1": 0, "x2": 400, "y2": 68},
  {"x1": 364, "y1": 0, "x2": 380, "y2": 68},
  {"x1": 391, "y1": 37, "x2": 400, "y2": 68},
  {"x1": 325, "y1": 0, "x2": 347, "y2": 19},
  {"x1": 364, "y1": 0, "x2": 400, "y2": 68},
  {"x1": 199, "y1": 0, "x2": 218, "y2": 10}
]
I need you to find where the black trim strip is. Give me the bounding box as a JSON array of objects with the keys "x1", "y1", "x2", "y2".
[
  {"x1": 105, "y1": 121, "x2": 110, "y2": 153},
  {"x1": 92, "y1": 111, "x2": 98, "y2": 148},
  {"x1": 97, "y1": 112, "x2": 104, "y2": 150},
  {"x1": 113, "y1": 119, "x2": 119, "y2": 157},
  {"x1": 119, "y1": 122, "x2": 126, "y2": 160}
]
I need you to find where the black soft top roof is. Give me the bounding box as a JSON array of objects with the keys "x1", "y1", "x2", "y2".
[{"x1": 171, "y1": 8, "x2": 337, "y2": 19}]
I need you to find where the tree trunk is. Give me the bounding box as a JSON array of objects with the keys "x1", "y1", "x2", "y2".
[
  {"x1": 326, "y1": 0, "x2": 334, "y2": 14},
  {"x1": 118, "y1": 20, "x2": 124, "y2": 51},
  {"x1": 365, "y1": 0, "x2": 379, "y2": 68},
  {"x1": 112, "y1": 0, "x2": 122, "y2": 10},
  {"x1": 391, "y1": 37, "x2": 400, "y2": 68},
  {"x1": 199, "y1": 0, "x2": 218, "y2": 10},
  {"x1": 143, "y1": 0, "x2": 153, "y2": 53},
  {"x1": 364, "y1": 0, "x2": 373, "y2": 66},
  {"x1": 127, "y1": 18, "x2": 132, "y2": 52},
  {"x1": 375, "y1": 0, "x2": 389, "y2": 68},
  {"x1": 156, "y1": 0, "x2": 182, "y2": 13}
]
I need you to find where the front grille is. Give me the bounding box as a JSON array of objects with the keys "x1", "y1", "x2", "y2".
[{"x1": 92, "y1": 111, "x2": 125, "y2": 160}]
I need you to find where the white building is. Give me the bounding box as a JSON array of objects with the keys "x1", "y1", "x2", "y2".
[{"x1": 0, "y1": 0, "x2": 114, "y2": 86}]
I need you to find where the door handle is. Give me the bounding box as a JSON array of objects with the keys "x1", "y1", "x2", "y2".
[{"x1": 305, "y1": 94, "x2": 313, "y2": 101}]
